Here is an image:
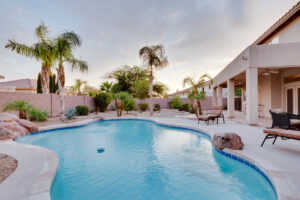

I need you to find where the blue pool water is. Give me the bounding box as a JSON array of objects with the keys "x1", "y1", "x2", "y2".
[{"x1": 17, "y1": 120, "x2": 277, "y2": 200}]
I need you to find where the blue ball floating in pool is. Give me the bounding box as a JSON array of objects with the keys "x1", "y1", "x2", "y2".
[{"x1": 97, "y1": 148, "x2": 105, "y2": 153}]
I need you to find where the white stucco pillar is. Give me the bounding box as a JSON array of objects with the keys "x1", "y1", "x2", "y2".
[
  {"x1": 227, "y1": 79, "x2": 235, "y2": 118},
  {"x1": 217, "y1": 86, "x2": 223, "y2": 107},
  {"x1": 246, "y1": 67, "x2": 258, "y2": 125},
  {"x1": 212, "y1": 87, "x2": 218, "y2": 106}
]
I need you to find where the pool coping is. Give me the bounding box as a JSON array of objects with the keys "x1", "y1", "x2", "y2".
[{"x1": 7, "y1": 117, "x2": 281, "y2": 200}]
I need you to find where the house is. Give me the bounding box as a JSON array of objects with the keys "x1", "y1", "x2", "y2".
[
  {"x1": 212, "y1": 1, "x2": 300, "y2": 125},
  {"x1": 168, "y1": 82, "x2": 227, "y2": 98},
  {"x1": 0, "y1": 79, "x2": 37, "y2": 93}
]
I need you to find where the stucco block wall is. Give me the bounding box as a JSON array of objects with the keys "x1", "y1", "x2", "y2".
[{"x1": 0, "y1": 92, "x2": 96, "y2": 117}]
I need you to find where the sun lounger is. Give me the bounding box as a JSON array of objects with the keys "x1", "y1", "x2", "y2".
[
  {"x1": 197, "y1": 106, "x2": 225, "y2": 125},
  {"x1": 261, "y1": 128, "x2": 300, "y2": 147}
]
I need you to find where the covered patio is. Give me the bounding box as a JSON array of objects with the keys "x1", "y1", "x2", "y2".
[{"x1": 213, "y1": 42, "x2": 300, "y2": 125}]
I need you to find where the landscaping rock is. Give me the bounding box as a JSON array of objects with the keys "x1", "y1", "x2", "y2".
[
  {"x1": 213, "y1": 133, "x2": 244, "y2": 150},
  {"x1": 16, "y1": 119, "x2": 38, "y2": 132},
  {"x1": 0, "y1": 112, "x2": 37, "y2": 140}
]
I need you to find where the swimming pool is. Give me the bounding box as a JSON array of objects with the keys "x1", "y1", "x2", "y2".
[{"x1": 17, "y1": 120, "x2": 277, "y2": 200}]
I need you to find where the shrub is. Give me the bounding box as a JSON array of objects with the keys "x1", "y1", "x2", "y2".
[
  {"x1": 2, "y1": 100, "x2": 31, "y2": 119},
  {"x1": 138, "y1": 103, "x2": 148, "y2": 112},
  {"x1": 170, "y1": 96, "x2": 182, "y2": 110},
  {"x1": 27, "y1": 108, "x2": 48, "y2": 121},
  {"x1": 180, "y1": 103, "x2": 189, "y2": 112},
  {"x1": 124, "y1": 98, "x2": 136, "y2": 113},
  {"x1": 154, "y1": 104, "x2": 160, "y2": 111},
  {"x1": 75, "y1": 105, "x2": 89, "y2": 116},
  {"x1": 95, "y1": 92, "x2": 113, "y2": 112},
  {"x1": 65, "y1": 108, "x2": 76, "y2": 120}
]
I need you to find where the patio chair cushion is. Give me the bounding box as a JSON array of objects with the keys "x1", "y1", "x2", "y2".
[
  {"x1": 263, "y1": 129, "x2": 300, "y2": 140},
  {"x1": 290, "y1": 119, "x2": 300, "y2": 125},
  {"x1": 198, "y1": 114, "x2": 217, "y2": 120}
]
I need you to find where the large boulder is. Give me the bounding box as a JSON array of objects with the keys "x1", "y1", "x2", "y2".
[
  {"x1": 0, "y1": 112, "x2": 37, "y2": 140},
  {"x1": 16, "y1": 119, "x2": 38, "y2": 132},
  {"x1": 213, "y1": 133, "x2": 244, "y2": 150}
]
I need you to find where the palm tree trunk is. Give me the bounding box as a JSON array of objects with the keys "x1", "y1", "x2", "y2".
[
  {"x1": 149, "y1": 66, "x2": 153, "y2": 116},
  {"x1": 57, "y1": 67, "x2": 65, "y2": 121},
  {"x1": 197, "y1": 100, "x2": 202, "y2": 115},
  {"x1": 41, "y1": 65, "x2": 50, "y2": 94}
]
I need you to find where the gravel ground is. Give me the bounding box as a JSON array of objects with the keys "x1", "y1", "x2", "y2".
[{"x1": 0, "y1": 154, "x2": 17, "y2": 184}]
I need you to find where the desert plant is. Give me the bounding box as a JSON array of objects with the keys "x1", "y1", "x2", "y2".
[
  {"x1": 154, "y1": 104, "x2": 160, "y2": 111},
  {"x1": 65, "y1": 107, "x2": 76, "y2": 120},
  {"x1": 170, "y1": 96, "x2": 182, "y2": 110},
  {"x1": 27, "y1": 108, "x2": 48, "y2": 121},
  {"x1": 138, "y1": 103, "x2": 148, "y2": 112},
  {"x1": 75, "y1": 105, "x2": 89, "y2": 116},
  {"x1": 2, "y1": 100, "x2": 31, "y2": 119},
  {"x1": 95, "y1": 92, "x2": 113, "y2": 112}
]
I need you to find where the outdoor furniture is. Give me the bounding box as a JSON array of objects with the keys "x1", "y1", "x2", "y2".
[
  {"x1": 197, "y1": 106, "x2": 225, "y2": 125},
  {"x1": 269, "y1": 110, "x2": 300, "y2": 129},
  {"x1": 261, "y1": 128, "x2": 300, "y2": 147}
]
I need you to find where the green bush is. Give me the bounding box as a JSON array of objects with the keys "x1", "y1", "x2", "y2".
[
  {"x1": 180, "y1": 103, "x2": 189, "y2": 112},
  {"x1": 154, "y1": 104, "x2": 160, "y2": 111},
  {"x1": 75, "y1": 105, "x2": 89, "y2": 116},
  {"x1": 170, "y1": 96, "x2": 182, "y2": 110},
  {"x1": 124, "y1": 98, "x2": 136, "y2": 112},
  {"x1": 27, "y1": 108, "x2": 48, "y2": 121},
  {"x1": 138, "y1": 103, "x2": 148, "y2": 112},
  {"x1": 95, "y1": 92, "x2": 113, "y2": 112}
]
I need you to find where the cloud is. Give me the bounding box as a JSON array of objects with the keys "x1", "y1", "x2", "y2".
[{"x1": 0, "y1": 0, "x2": 298, "y2": 92}]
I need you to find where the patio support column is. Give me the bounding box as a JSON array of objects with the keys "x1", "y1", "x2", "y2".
[
  {"x1": 227, "y1": 79, "x2": 235, "y2": 118},
  {"x1": 213, "y1": 87, "x2": 218, "y2": 106},
  {"x1": 246, "y1": 67, "x2": 258, "y2": 125},
  {"x1": 217, "y1": 86, "x2": 223, "y2": 107}
]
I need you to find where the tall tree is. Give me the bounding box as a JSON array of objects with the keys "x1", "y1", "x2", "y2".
[
  {"x1": 182, "y1": 74, "x2": 213, "y2": 115},
  {"x1": 54, "y1": 32, "x2": 88, "y2": 120},
  {"x1": 37, "y1": 73, "x2": 42, "y2": 93},
  {"x1": 139, "y1": 44, "x2": 168, "y2": 115},
  {"x1": 153, "y1": 82, "x2": 169, "y2": 98},
  {"x1": 5, "y1": 22, "x2": 55, "y2": 94},
  {"x1": 105, "y1": 65, "x2": 149, "y2": 94},
  {"x1": 50, "y1": 73, "x2": 58, "y2": 93}
]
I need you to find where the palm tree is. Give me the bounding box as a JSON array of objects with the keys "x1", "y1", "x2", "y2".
[
  {"x1": 54, "y1": 32, "x2": 88, "y2": 120},
  {"x1": 2, "y1": 100, "x2": 32, "y2": 119},
  {"x1": 73, "y1": 79, "x2": 87, "y2": 95},
  {"x1": 139, "y1": 44, "x2": 168, "y2": 115},
  {"x1": 182, "y1": 74, "x2": 213, "y2": 115},
  {"x1": 100, "y1": 81, "x2": 113, "y2": 93},
  {"x1": 5, "y1": 22, "x2": 55, "y2": 94}
]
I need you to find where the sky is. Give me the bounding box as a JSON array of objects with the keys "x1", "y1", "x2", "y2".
[{"x1": 0, "y1": 0, "x2": 298, "y2": 93}]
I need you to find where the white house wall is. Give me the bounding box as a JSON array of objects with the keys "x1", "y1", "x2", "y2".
[{"x1": 267, "y1": 15, "x2": 300, "y2": 44}]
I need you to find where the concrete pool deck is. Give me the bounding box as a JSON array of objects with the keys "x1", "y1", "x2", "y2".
[{"x1": 0, "y1": 111, "x2": 300, "y2": 200}]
